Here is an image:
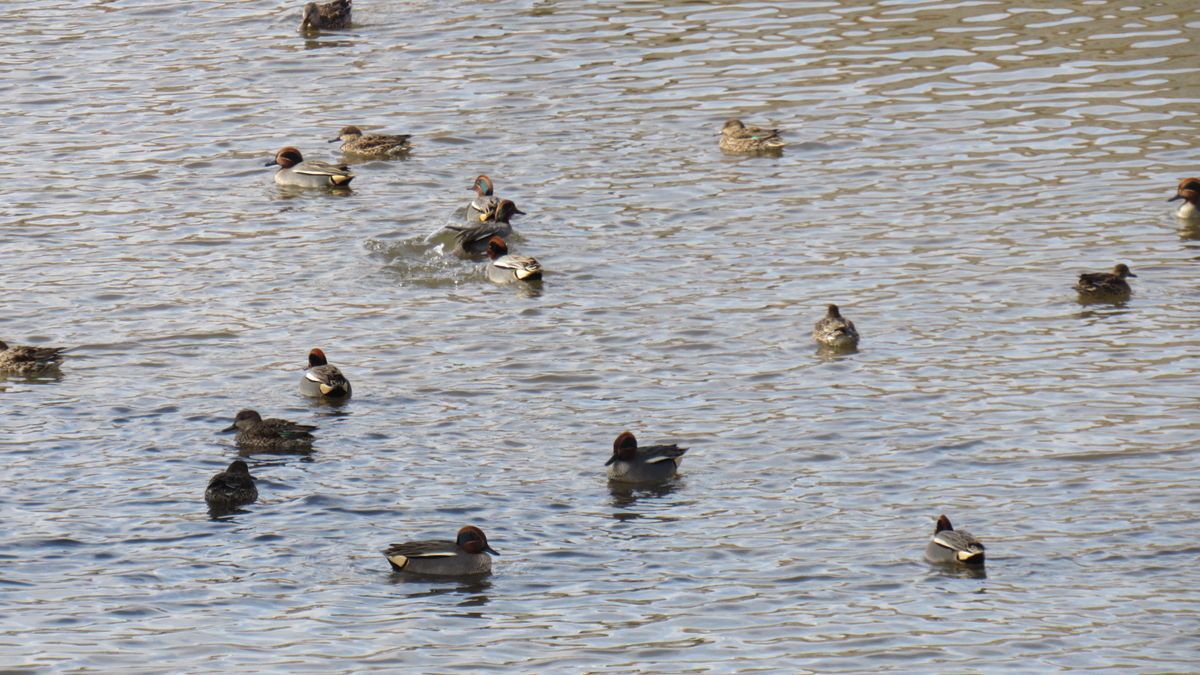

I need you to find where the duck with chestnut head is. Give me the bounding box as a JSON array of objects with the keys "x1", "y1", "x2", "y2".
[
  {"x1": 265, "y1": 146, "x2": 354, "y2": 188},
  {"x1": 383, "y1": 525, "x2": 499, "y2": 576},
  {"x1": 605, "y1": 431, "x2": 687, "y2": 484}
]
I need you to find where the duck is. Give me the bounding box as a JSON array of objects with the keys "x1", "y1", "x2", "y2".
[
  {"x1": 485, "y1": 236, "x2": 542, "y2": 283},
  {"x1": 265, "y1": 147, "x2": 354, "y2": 188},
  {"x1": 300, "y1": 348, "x2": 352, "y2": 399},
  {"x1": 463, "y1": 175, "x2": 499, "y2": 224},
  {"x1": 720, "y1": 119, "x2": 785, "y2": 154},
  {"x1": 329, "y1": 125, "x2": 411, "y2": 159},
  {"x1": 300, "y1": 0, "x2": 351, "y2": 32},
  {"x1": 222, "y1": 409, "x2": 317, "y2": 453},
  {"x1": 450, "y1": 199, "x2": 526, "y2": 257},
  {"x1": 605, "y1": 431, "x2": 687, "y2": 484},
  {"x1": 924, "y1": 515, "x2": 985, "y2": 566},
  {"x1": 1074, "y1": 263, "x2": 1136, "y2": 298},
  {"x1": 383, "y1": 525, "x2": 498, "y2": 576},
  {"x1": 812, "y1": 304, "x2": 860, "y2": 351},
  {"x1": 204, "y1": 459, "x2": 258, "y2": 508},
  {"x1": 1168, "y1": 177, "x2": 1200, "y2": 220},
  {"x1": 0, "y1": 340, "x2": 65, "y2": 375}
]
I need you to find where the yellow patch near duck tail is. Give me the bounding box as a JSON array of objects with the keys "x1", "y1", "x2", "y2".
[
  {"x1": 386, "y1": 554, "x2": 409, "y2": 570},
  {"x1": 319, "y1": 383, "x2": 335, "y2": 395},
  {"x1": 479, "y1": 213, "x2": 488, "y2": 222},
  {"x1": 331, "y1": 175, "x2": 352, "y2": 186}
]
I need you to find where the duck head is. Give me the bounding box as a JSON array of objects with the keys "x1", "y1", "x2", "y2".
[
  {"x1": 1169, "y1": 177, "x2": 1200, "y2": 205},
  {"x1": 300, "y1": 3, "x2": 321, "y2": 31},
  {"x1": 1112, "y1": 263, "x2": 1136, "y2": 279},
  {"x1": 605, "y1": 431, "x2": 639, "y2": 465},
  {"x1": 457, "y1": 526, "x2": 499, "y2": 555},
  {"x1": 722, "y1": 119, "x2": 745, "y2": 134},
  {"x1": 266, "y1": 147, "x2": 304, "y2": 168},
  {"x1": 226, "y1": 459, "x2": 254, "y2": 478},
  {"x1": 485, "y1": 236, "x2": 509, "y2": 260},
  {"x1": 308, "y1": 348, "x2": 329, "y2": 367},
  {"x1": 491, "y1": 199, "x2": 525, "y2": 223},
  {"x1": 330, "y1": 125, "x2": 363, "y2": 143},
  {"x1": 471, "y1": 175, "x2": 494, "y2": 197},
  {"x1": 826, "y1": 304, "x2": 843, "y2": 319},
  {"x1": 223, "y1": 409, "x2": 263, "y2": 432}
]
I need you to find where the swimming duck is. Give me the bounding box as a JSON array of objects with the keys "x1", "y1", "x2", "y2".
[
  {"x1": 383, "y1": 525, "x2": 498, "y2": 576},
  {"x1": 485, "y1": 236, "x2": 542, "y2": 283},
  {"x1": 1169, "y1": 177, "x2": 1200, "y2": 220},
  {"x1": 1074, "y1": 263, "x2": 1136, "y2": 298},
  {"x1": 204, "y1": 459, "x2": 258, "y2": 508},
  {"x1": 300, "y1": 0, "x2": 351, "y2": 32},
  {"x1": 450, "y1": 199, "x2": 525, "y2": 257},
  {"x1": 265, "y1": 147, "x2": 354, "y2": 188},
  {"x1": 720, "y1": 119, "x2": 785, "y2": 154},
  {"x1": 463, "y1": 175, "x2": 499, "y2": 224},
  {"x1": 0, "y1": 340, "x2": 65, "y2": 375},
  {"x1": 605, "y1": 431, "x2": 687, "y2": 484},
  {"x1": 812, "y1": 304, "x2": 860, "y2": 351},
  {"x1": 924, "y1": 515, "x2": 985, "y2": 566},
  {"x1": 222, "y1": 409, "x2": 317, "y2": 453},
  {"x1": 300, "y1": 348, "x2": 352, "y2": 399},
  {"x1": 329, "y1": 125, "x2": 411, "y2": 159}
]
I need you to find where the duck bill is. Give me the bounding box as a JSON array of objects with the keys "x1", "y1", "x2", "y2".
[
  {"x1": 264, "y1": 159, "x2": 279, "y2": 167},
  {"x1": 328, "y1": 137, "x2": 341, "y2": 143},
  {"x1": 221, "y1": 423, "x2": 239, "y2": 432},
  {"x1": 604, "y1": 453, "x2": 618, "y2": 466},
  {"x1": 514, "y1": 208, "x2": 527, "y2": 215},
  {"x1": 483, "y1": 545, "x2": 499, "y2": 556},
  {"x1": 1169, "y1": 194, "x2": 1184, "y2": 202},
  {"x1": 1126, "y1": 273, "x2": 1137, "y2": 277}
]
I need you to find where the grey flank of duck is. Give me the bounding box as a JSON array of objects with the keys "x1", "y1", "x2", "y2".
[
  {"x1": 1169, "y1": 177, "x2": 1200, "y2": 220},
  {"x1": 329, "y1": 125, "x2": 411, "y2": 159},
  {"x1": 300, "y1": 0, "x2": 351, "y2": 32},
  {"x1": 265, "y1": 147, "x2": 354, "y2": 188},
  {"x1": 1074, "y1": 263, "x2": 1136, "y2": 298},
  {"x1": 924, "y1": 515, "x2": 985, "y2": 566},
  {"x1": 204, "y1": 459, "x2": 258, "y2": 508},
  {"x1": 383, "y1": 525, "x2": 498, "y2": 576},
  {"x1": 485, "y1": 235, "x2": 542, "y2": 283},
  {"x1": 449, "y1": 199, "x2": 525, "y2": 257},
  {"x1": 720, "y1": 119, "x2": 785, "y2": 154},
  {"x1": 222, "y1": 409, "x2": 317, "y2": 453},
  {"x1": 0, "y1": 340, "x2": 66, "y2": 375},
  {"x1": 464, "y1": 174, "x2": 499, "y2": 224},
  {"x1": 300, "y1": 348, "x2": 352, "y2": 399},
  {"x1": 605, "y1": 431, "x2": 687, "y2": 484},
  {"x1": 812, "y1": 304, "x2": 860, "y2": 351}
]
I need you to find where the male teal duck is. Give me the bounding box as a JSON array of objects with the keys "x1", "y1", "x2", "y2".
[
  {"x1": 485, "y1": 236, "x2": 542, "y2": 283},
  {"x1": 1074, "y1": 263, "x2": 1136, "y2": 298},
  {"x1": 0, "y1": 340, "x2": 65, "y2": 375},
  {"x1": 464, "y1": 175, "x2": 499, "y2": 223},
  {"x1": 300, "y1": 0, "x2": 351, "y2": 32},
  {"x1": 265, "y1": 147, "x2": 354, "y2": 188},
  {"x1": 924, "y1": 515, "x2": 985, "y2": 566},
  {"x1": 451, "y1": 199, "x2": 525, "y2": 257},
  {"x1": 222, "y1": 409, "x2": 317, "y2": 453},
  {"x1": 204, "y1": 459, "x2": 258, "y2": 508},
  {"x1": 300, "y1": 348, "x2": 352, "y2": 399},
  {"x1": 720, "y1": 119, "x2": 785, "y2": 154},
  {"x1": 605, "y1": 431, "x2": 687, "y2": 484},
  {"x1": 1169, "y1": 177, "x2": 1200, "y2": 220},
  {"x1": 383, "y1": 525, "x2": 499, "y2": 576},
  {"x1": 812, "y1": 304, "x2": 860, "y2": 351},
  {"x1": 329, "y1": 125, "x2": 411, "y2": 159}
]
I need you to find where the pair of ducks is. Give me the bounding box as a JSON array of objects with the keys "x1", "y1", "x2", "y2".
[
  {"x1": 265, "y1": 125, "x2": 412, "y2": 188},
  {"x1": 206, "y1": 430, "x2": 687, "y2": 576}
]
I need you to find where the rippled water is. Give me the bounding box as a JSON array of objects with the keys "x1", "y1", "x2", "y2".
[{"x1": 3, "y1": 1, "x2": 1199, "y2": 671}]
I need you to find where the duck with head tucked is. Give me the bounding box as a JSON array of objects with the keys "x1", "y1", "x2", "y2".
[
  {"x1": 222, "y1": 409, "x2": 317, "y2": 454},
  {"x1": 300, "y1": 348, "x2": 352, "y2": 400},
  {"x1": 812, "y1": 304, "x2": 860, "y2": 352},
  {"x1": 605, "y1": 431, "x2": 687, "y2": 484},
  {"x1": 329, "y1": 125, "x2": 411, "y2": 159},
  {"x1": 204, "y1": 459, "x2": 258, "y2": 508},
  {"x1": 450, "y1": 199, "x2": 526, "y2": 257},
  {"x1": 924, "y1": 515, "x2": 985, "y2": 566},
  {"x1": 720, "y1": 119, "x2": 785, "y2": 154},
  {"x1": 265, "y1": 147, "x2": 354, "y2": 189},
  {"x1": 1074, "y1": 263, "x2": 1136, "y2": 299},
  {"x1": 300, "y1": 0, "x2": 351, "y2": 32},
  {"x1": 383, "y1": 525, "x2": 499, "y2": 576},
  {"x1": 0, "y1": 340, "x2": 66, "y2": 376},
  {"x1": 1169, "y1": 177, "x2": 1200, "y2": 221},
  {"x1": 485, "y1": 235, "x2": 542, "y2": 284}
]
